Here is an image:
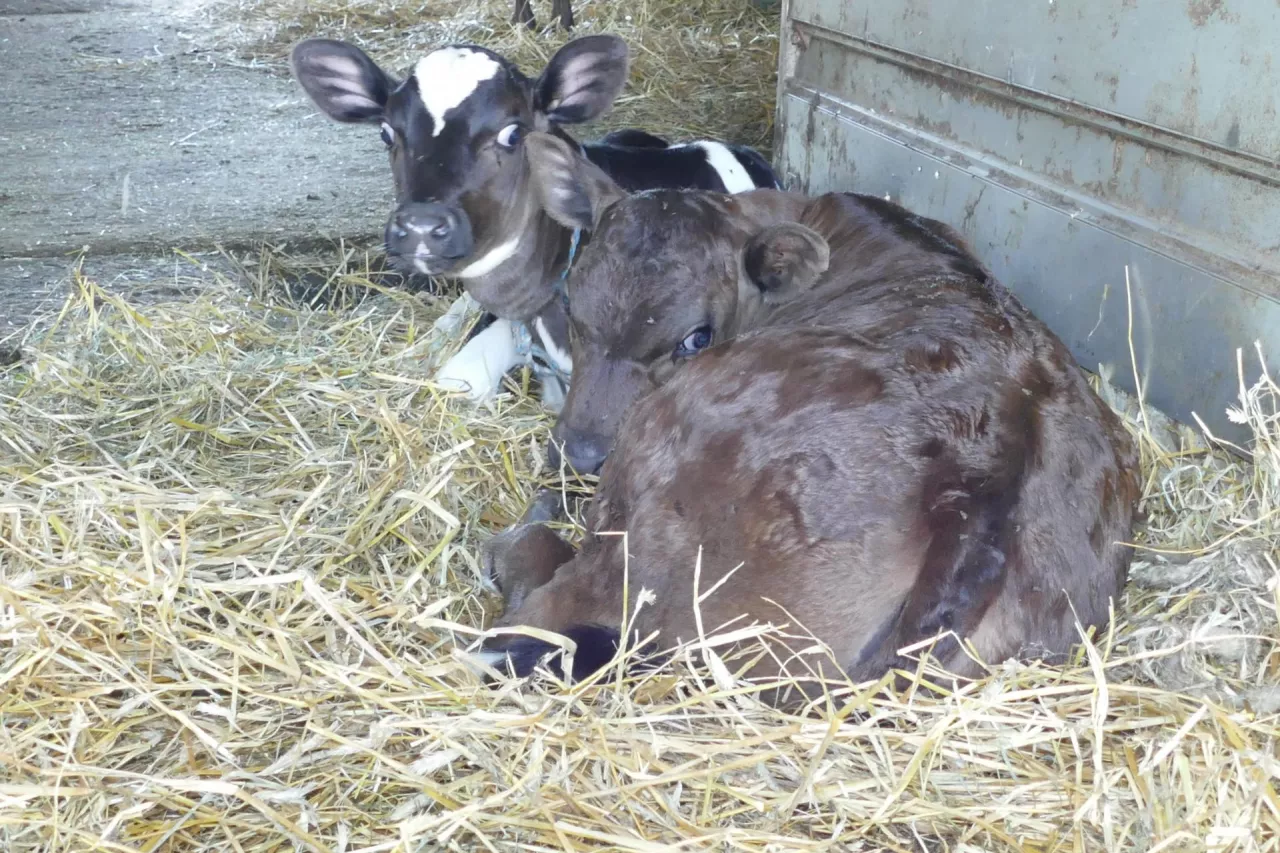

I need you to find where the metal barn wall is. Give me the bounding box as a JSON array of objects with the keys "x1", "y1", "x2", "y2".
[{"x1": 773, "y1": 0, "x2": 1280, "y2": 445}]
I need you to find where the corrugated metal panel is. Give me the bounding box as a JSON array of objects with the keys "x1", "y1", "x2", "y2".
[{"x1": 773, "y1": 0, "x2": 1280, "y2": 445}]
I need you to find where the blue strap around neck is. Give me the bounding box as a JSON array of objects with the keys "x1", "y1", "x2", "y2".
[
  {"x1": 512, "y1": 226, "x2": 582, "y2": 385},
  {"x1": 555, "y1": 227, "x2": 582, "y2": 303},
  {"x1": 565, "y1": 227, "x2": 582, "y2": 274}
]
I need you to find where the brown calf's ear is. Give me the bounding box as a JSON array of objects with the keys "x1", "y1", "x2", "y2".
[
  {"x1": 535, "y1": 35, "x2": 630, "y2": 125},
  {"x1": 290, "y1": 38, "x2": 396, "y2": 123},
  {"x1": 525, "y1": 131, "x2": 626, "y2": 232},
  {"x1": 742, "y1": 223, "x2": 831, "y2": 301}
]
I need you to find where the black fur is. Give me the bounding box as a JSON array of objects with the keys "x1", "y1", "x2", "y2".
[
  {"x1": 582, "y1": 140, "x2": 779, "y2": 194},
  {"x1": 733, "y1": 145, "x2": 784, "y2": 190},
  {"x1": 490, "y1": 623, "x2": 623, "y2": 681},
  {"x1": 600, "y1": 128, "x2": 670, "y2": 149}
]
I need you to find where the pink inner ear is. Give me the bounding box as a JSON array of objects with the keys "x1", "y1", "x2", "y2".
[
  {"x1": 311, "y1": 54, "x2": 364, "y2": 81},
  {"x1": 304, "y1": 54, "x2": 379, "y2": 110},
  {"x1": 551, "y1": 53, "x2": 600, "y2": 109},
  {"x1": 330, "y1": 92, "x2": 379, "y2": 112}
]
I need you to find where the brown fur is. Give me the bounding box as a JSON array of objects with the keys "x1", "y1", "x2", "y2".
[{"x1": 481, "y1": 132, "x2": 1140, "y2": 700}]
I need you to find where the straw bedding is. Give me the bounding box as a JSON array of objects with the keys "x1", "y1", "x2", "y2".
[
  {"x1": 4, "y1": 1, "x2": 1279, "y2": 850},
  {"x1": 198, "y1": 0, "x2": 781, "y2": 154},
  {"x1": 2, "y1": 245, "x2": 1277, "y2": 852}
]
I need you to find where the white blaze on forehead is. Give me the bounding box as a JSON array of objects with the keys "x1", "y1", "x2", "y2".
[{"x1": 413, "y1": 47, "x2": 502, "y2": 138}]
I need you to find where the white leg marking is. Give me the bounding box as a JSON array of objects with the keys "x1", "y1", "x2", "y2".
[
  {"x1": 692, "y1": 140, "x2": 757, "y2": 193},
  {"x1": 539, "y1": 374, "x2": 568, "y2": 413},
  {"x1": 412, "y1": 48, "x2": 502, "y2": 137},
  {"x1": 452, "y1": 237, "x2": 521, "y2": 279},
  {"x1": 431, "y1": 291, "x2": 480, "y2": 337},
  {"x1": 532, "y1": 316, "x2": 574, "y2": 375},
  {"x1": 434, "y1": 318, "x2": 520, "y2": 401}
]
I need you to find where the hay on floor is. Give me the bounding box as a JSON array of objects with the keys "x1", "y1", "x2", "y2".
[
  {"x1": 197, "y1": 0, "x2": 781, "y2": 154},
  {"x1": 1, "y1": 247, "x2": 1277, "y2": 852}
]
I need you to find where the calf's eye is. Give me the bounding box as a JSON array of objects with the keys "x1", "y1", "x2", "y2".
[
  {"x1": 497, "y1": 123, "x2": 523, "y2": 148},
  {"x1": 676, "y1": 325, "x2": 713, "y2": 357},
  {"x1": 379, "y1": 122, "x2": 395, "y2": 148}
]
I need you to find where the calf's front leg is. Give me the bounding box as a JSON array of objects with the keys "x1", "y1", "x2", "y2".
[
  {"x1": 551, "y1": 0, "x2": 574, "y2": 29},
  {"x1": 434, "y1": 317, "x2": 520, "y2": 402},
  {"x1": 512, "y1": 0, "x2": 536, "y2": 28},
  {"x1": 483, "y1": 509, "x2": 577, "y2": 613}
]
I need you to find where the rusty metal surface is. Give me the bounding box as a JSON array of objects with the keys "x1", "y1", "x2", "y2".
[{"x1": 773, "y1": 0, "x2": 1280, "y2": 445}]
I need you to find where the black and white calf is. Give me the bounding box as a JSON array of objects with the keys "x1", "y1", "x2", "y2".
[{"x1": 290, "y1": 34, "x2": 780, "y2": 408}]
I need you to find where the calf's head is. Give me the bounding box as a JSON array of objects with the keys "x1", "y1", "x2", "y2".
[
  {"x1": 523, "y1": 133, "x2": 826, "y2": 474},
  {"x1": 290, "y1": 36, "x2": 629, "y2": 279}
]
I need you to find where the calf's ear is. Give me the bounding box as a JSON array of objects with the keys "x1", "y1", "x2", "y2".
[
  {"x1": 742, "y1": 223, "x2": 830, "y2": 301},
  {"x1": 291, "y1": 38, "x2": 396, "y2": 123},
  {"x1": 525, "y1": 132, "x2": 626, "y2": 232},
  {"x1": 535, "y1": 35, "x2": 629, "y2": 125}
]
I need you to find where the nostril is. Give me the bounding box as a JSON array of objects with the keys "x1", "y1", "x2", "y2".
[{"x1": 565, "y1": 438, "x2": 607, "y2": 475}]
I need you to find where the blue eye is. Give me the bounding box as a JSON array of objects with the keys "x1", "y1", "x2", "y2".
[
  {"x1": 497, "y1": 123, "x2": 523, "y2": 148},
  {"x1": 676, "y1": 325, "x2": 713, "y2": 357}
]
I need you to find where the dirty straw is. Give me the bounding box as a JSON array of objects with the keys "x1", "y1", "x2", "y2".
[
  {"x1": 1, "y1": 243, "x2": 1277, "y2": 852},
  {"x1": 4, "y1": 0, "x2": 1280, "y2": 848}
]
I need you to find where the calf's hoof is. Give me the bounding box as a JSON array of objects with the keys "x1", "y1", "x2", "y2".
[
  {"x1": 482, "y1": 520, "x2": 576, "y2": 612},
  {"x1": 434, "y1": 317, "x2": 518, "y2": 402},
  {"x1": 520, "y1": 488, "x2": 565, "y2": 525}
]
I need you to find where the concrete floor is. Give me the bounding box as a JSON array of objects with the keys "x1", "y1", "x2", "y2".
[{"x1": 0, "y1": 0, "x2": 394, "y2": 333}]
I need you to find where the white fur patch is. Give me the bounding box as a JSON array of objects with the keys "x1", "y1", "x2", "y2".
[
  {"x1": 540, "y1": 374, "x2": 568, "y2": 412},
  {"x1": 689, "y1": 141, "x2": 756, "y2": 193},
  {"x1": 410, "y1": 241, "x2": 434, "y2": 274},
  {"x1": 432, "y1": 292, "x2": 480, "y2": 337},
  {"x1": 434, "y1": 318, "x2": 520, "y2": 401},
  {"x1": 413, "y1": 48, "x2": 502, "y2": 138},
  {"x1": 533, "y1": 317, "x2": 573, "y2": 375},
  {"x1": 452, "y1": 237, "x2": 521, "y2": 279}
]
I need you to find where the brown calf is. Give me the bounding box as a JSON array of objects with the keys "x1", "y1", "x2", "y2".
[{"x1": 473, "y1": 132, "x2": 1140, "y2": 699}]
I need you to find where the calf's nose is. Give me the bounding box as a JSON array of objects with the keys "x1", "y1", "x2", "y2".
[
  {"x1": 387, "y1": 202, "x2": 472, "y2": 260},
  {"x1": 560, "y1": 431, "x2": 610, "y2": 476},
  {"x1": 545, "y1": 437, "x2": 564, "y2": 471}
]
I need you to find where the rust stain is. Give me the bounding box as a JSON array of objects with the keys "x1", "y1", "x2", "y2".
[
  {"x1": 1095, "y1": 71, "x2": 1121, "y2": 105},
  {"x1": 1186, "y1": 0, "x2": 1229, "y2": 26},
  {"x1": 960, "y1": 186, "x2": 987, "y2": 233}
]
